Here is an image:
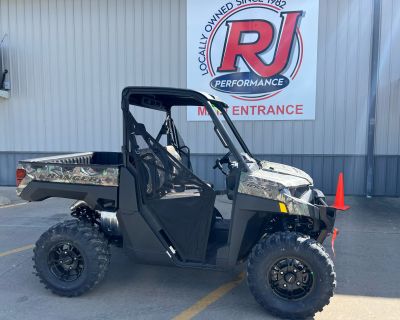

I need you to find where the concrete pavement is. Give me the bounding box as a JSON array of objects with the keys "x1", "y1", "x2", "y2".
[
  {"x1": 0, "y1": 186, "x2": 24, "y2": 206},
  {"x1": 0, "y1": 190, "x2": 399, "y2": 319}
]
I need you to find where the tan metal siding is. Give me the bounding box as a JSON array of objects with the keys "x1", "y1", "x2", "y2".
[
  {"x1": 375, "y1": 0, "x2": 400, "y2": 155},
  {"x1": 0, "y1": 0, "x2": 374, "y2": 156},
  {"x1": 369, "y1": 0, "x2": 400, "y2": 196},
  {"x1": 0, "y1": 0, "x2": 187, "y2": 152},
  {"x1": 182, "y1": 0, "x2": 374, "y2": 155}
]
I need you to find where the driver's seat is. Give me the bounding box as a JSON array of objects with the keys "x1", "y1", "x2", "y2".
[{"x1": 166, "y1": 145, "x2": 215, "y2": 190}]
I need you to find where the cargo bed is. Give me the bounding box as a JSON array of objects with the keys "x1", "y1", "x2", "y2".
[{"x1": 17, "y1": 152, "x2": 122, "y2": 210}]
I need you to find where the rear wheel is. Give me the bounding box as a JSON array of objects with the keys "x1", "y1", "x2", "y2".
[
  {"x1": 247, "y1": 232, "x2": 335, "y2": 319},
  {"x1": 33, "y1": 219, "x2": 111, "y2": 297}
]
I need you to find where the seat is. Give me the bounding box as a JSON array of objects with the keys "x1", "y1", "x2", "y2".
[
  {"x1": 166, "y1": 145, "x2": 182, "y2": 162},
  {"x1": 166, "y1": 144, "x2": 214, "y2": 189}
]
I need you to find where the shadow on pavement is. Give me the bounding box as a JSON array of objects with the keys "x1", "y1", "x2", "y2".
[
  {"x1": 1, "y1": 194, "x2": 399, "y2": 320},
  {"x1": 106, "y1": 196, "x2": 400, "y2": 300}
]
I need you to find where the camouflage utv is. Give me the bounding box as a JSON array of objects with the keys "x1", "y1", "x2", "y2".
[{"x1": 16, "y1": 87, "x2": 347, "y2": 319}]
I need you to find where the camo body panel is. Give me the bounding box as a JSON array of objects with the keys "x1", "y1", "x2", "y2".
[
  {"x1": 16, "y1": 162, "x2": 119, "y2": 195},
  {"x1": 278, "y1": 193, "x2": 314, "y2": 216},
  {"x1": 238, "y1": 168, "x2": 314, "y2": 216},
  {"x1": 259, "y1": 160, "x2": 313, "y2": 186},
  {"x1": 238, "y1": 170, "x2": 282, "y2": 200}
]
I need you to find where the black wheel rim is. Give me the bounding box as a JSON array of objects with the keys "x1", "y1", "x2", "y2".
[
  {"x1": 268, "y1": 257, "x2": 314, "y2": 300},
  {"x1": 47, "y1": 242, "x2": 85, "y2": 282}
]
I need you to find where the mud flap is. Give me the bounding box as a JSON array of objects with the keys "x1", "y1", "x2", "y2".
[{"x1": 331, "y1": 228, "x2": 339, "y2": 256}]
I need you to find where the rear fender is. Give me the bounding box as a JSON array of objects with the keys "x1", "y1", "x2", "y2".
[{"x1": 19, "y1": 180, "x2": 118, "y2": 211}]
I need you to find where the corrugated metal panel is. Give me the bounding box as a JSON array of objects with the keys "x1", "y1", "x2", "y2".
[
  {"x1": 192, "y1": 154, "x2": 367, "y2": 195},
  {"x1": 375, "y1": 0, "x2": 400, "y2": 155},
  {"x1": 179, "y1": 0, "x2": 374, "y2": 155},
  {"x1": 0, "y1": 152, "x2": 368, "y2": 194},
  {"x1": 1, "y1": 0, "x2": 398, "y2": 196},
  {"x1": 373, "y1": 156, "x2": 400, "y2": 196},
  {"x1": 0, "y1": 0, "x2": 373, "y2": 156},
  {"x1": 5, "y1": 151, "x2": 399, "y2": 196},
  {"x1": 0, "y1": 0, "x2": 186, "y2": 153},
  {"x1": 0, "y1": 152, "x2": 62, "y2": 186}
]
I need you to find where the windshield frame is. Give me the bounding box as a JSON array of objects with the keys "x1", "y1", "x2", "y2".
[
  {"x1": 213, "y1": 101, "x2": 254, "y2": 157},
  {"x1": 205, "y1": 100, "x2": 255, "y2": 171}
]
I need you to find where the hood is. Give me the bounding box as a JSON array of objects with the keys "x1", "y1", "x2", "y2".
[{"x1": 258, "y1": 160, "x2": 313, "y2": 188}]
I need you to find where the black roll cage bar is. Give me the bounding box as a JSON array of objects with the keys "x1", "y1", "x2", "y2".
[{"x1": 121, "y1": 87, "x2": 253, "y2": 172}]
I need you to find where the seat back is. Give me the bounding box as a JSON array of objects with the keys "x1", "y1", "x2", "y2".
[{"x1": 166, "y1": 145, "x2": 182, "y2": 163}]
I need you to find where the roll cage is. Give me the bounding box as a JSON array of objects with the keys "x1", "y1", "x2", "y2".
[{"x1": 121, "y1": 87, "x2": 254, "y2": 172}]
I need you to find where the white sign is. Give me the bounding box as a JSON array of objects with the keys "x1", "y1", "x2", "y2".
[{"x1": 187, "y1": 0, "x2": 319, "y2": 121}]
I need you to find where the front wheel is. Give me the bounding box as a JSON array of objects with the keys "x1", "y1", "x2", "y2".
[
  {"x1": 33, "y1": 219, "x2": 111, "y2": 297},
  {"x1": 247, "y1": 232, "x2": 336, "y2": 319}
]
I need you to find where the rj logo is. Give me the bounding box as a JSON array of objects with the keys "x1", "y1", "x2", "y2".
[{"x1": 217, "y1": 12, "x2": 303, "y2": 78}]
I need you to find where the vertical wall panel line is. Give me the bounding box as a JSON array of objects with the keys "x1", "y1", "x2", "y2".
[{"x1": 366, "y1": 0, "x2": 381, "y2": 196}]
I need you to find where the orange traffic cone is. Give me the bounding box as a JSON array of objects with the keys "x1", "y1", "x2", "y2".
[{"x1": 332, "y1": 172, "x2": 350, "y2": 211}]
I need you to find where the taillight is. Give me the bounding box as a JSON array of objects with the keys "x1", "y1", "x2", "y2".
[{"x1": 16, "y1": 168, "x2": 26, "y2": 186}]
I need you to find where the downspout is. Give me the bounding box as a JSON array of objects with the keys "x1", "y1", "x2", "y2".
[{"x1": 366, "y1": 0, "x2": 381, "y2": 197}]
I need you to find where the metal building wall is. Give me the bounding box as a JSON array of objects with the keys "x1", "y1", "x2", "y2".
[
  {"x1": 373, "y1": 0, "x2": 400, "y2": 196},
  {"x1": 0, "y1": 0, "x2": 398, "y2": 196},
  {"x1": 0, "y1": 0, "x2": 186, "y2": 153}
]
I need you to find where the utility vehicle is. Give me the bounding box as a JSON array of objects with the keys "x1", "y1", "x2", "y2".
[{"x1": 17, "y1": 87, "x2": 344, "y2": 319}]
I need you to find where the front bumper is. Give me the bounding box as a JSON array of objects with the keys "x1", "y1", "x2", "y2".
[
  {"x1": 316, "y1": 205, "x2": 337, "y2": 242},
  {"x1": 279, "y1": 187, "x2": 337, "y2": 243}
]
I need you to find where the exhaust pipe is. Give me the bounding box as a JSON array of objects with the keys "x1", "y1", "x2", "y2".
[
  {"x1": 70, "y1": 201, "x2": 121, "y2": 236},
  {"x1": 98, "y1": 211, "x2": 121, "y2": 236}
]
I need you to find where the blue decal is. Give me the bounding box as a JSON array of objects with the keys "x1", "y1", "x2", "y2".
[{"x1": 210, "y1": 72, "x2": 289, "y2": 95}]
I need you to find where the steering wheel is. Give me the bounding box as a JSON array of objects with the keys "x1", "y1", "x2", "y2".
[{"x1": 213, "y1": 151, "x2": 232, "y2": 175}]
